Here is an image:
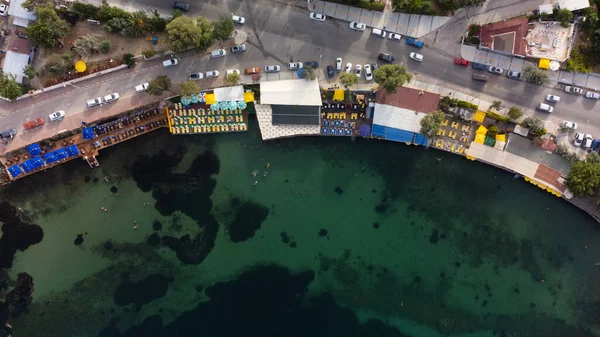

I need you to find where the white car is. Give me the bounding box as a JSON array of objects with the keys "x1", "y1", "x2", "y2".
[
  {"x1": 226, "y1": 69, "x2": 240, "y2": 75},
  {"x1": 264, "y1": 65, "x2": 281, "y2": 73},
  {"x1": 564, "y1": 86, "x2": 583, "y2": 94},
  {"x1": 188, "y1": 72, "x2": 204, "y2": 80},
  {"x1": 364, "y1": 64, "x2": 373, "y2": 81},
  {"x1": 409, "y1": 52, "x2": 423, "y2": 62},
  {"x1": 288, "y1": 62, "x2": 303, "y2": 70},
  {"x1": 135, "y1": 83, "x2": 149, "y2": 92},
  {"x1": 349, "y1": 22, "x2": 366, "y2": 31},
  {"x1": 574, "y1": 133, "x2": 584, "y2": 147},
  {"x1": 537, "y1": 103, "x2": 553, "y2": 113},
  {"x1": 210, "y1": 49, "x2": 227, "y2": 58},
  {"x1": 162, "y1": 58, "x2": 178, "y2": 67},
  {"x1": 205, "y1": 70, "x2": 220, "y2": 78},
  {"x1": 86, "y1": 97, "x2": 103, "y2": 107},
  {"x1": 585, "y1": 92, "x2": 600, "y2": 100},
  {"x1": 0, "y1": 4, "x2": 7, "y2": 16},
  {"x1": 388, "y1": 33, "x2": 401, "y2": 41},
  {"x1": 545, "y1": 94, "x2": 561, "y2": 103},
  {"x1": 104, "y1": 93, "x2": 120, "y2": 103},
  {"x1": 48, "y1": 110, "x2": 66, "y2": 122},
  {"x1": 354, "y1": 64, "x2": 362, "y2": 77},
  {"x1": 345, "y1": 63, "x2": 352, "y2": 74},
  {"x1": 232, "y1": 14, "x2": 245, "y2": 24},
  {"x1": 584, "y1": 134, "x2": 593, "y2": 148},
  {"x1": 335, "y1": 57, "x2": 343, "y2": 72},
  {"x1": 561, "y1": 121, "x2": 577, "y2": 130},
  {"x1": 309, "y1": 12, "x2": 326, "y2": 21}
]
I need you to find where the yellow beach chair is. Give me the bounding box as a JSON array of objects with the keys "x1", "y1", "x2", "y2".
[
  {"x1": 451, "y1": 144, "x2": 456, "y2": 152},
  {"x1": 452, "y1": 132, "x2": 457, "y2": 140},
  {"x1": 442, "y1": 119, "x2": 449, "y2": 126},
  {"x1": 340, "y1": 113, "x2": 346, "y2": 119}
]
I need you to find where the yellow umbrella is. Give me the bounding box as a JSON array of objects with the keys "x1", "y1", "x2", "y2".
[{"x1": 75, "y1": 60, "x2": 87, "y2": 73}]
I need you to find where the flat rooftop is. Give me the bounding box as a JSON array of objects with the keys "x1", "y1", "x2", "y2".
[{"x1": 525, "y1": 21, "x2": 572, "y2": 62}]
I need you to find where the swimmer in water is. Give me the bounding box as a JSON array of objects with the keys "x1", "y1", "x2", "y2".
[
  {"x1": 263, "y1": 172, "x2": 268, "y2": 177},
  {"x1": 252, "y1": 170, "x2": 258, "y2": 177},
  {"x1": 253, "y1": 180, "x2": 258, "y2": 187}
]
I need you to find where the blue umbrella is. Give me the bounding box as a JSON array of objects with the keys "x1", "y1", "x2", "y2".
[{"x1": 237, "y1": 101, "x2": 247, "y2": 110}]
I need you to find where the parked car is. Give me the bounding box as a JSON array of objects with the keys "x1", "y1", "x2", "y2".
[
  {"x1": 592, "y1": 139, "x2": 600, "y2": 152},
  {"x1": 561, "y1": 121, "x2": 577, "y2": 130},
  {"x1": 471, "y1": 62, "x2": 487, "y2": 71},
  {"x1": 23, "y1": 118, "x2": 44, "y2": 130},
  {"x1": 388, "y1": 33, "x2": 401, "y2": 41},
  {"x1": 345, "y1": 63, "x2": 352, "y2": 74},
  {"x1": 472, "y1": 73, "x2": 488, "y2": 82},
  {"x1": 584, "y1": 134, "x2": 594, "y2": 148},
  {"x1": 454, "y1": 58, "x2": 469, "y2": 66},
  {"x1": 507, "y1": 71, "x2": 522, "y2": 80},
  {"x1": 227, "y1": 69, "x2": 241, "y2": 75},
  {"x1": 162, "y1": 58, "x2": 178, "y2": 67},
  {"x1": 574, "y1": 133, "x2": 584, "y2": 147},
  {"x1": 0, "y1": 4, "x2": 7, "y2": 16},
  {"x1": 354, "y1": 64, "x2": 362, "y2": 77},
  {"x1": 537, "y1": 103, "x2": 554, "y2": 113},
  {"x1": 173, "y1": 1, "x2": 190, "y2": 11},
  {"x1": 265, "y1": 65, "x2": 281, "y2": 73},
  {"x1": 189, "y1": 73, "x2": 204, "y2": 80},
  {"x1": 135, "y1": 83, "x2": 149, "y2": 92},
  {"x1": 232, "y1": 14, "x2": 245, "y2": 24},
  {"x1": 309, "y1": 12, "x2": 326, "y2": 21},
  {"x1": 0, "y1": 129, "x2": 16, "y2": 139},
  {"x1": 335, "y1": 58, "x2": 343, "y2": 72},
  {"x1": 488, "y1": 66, "x2": 504, "y2": 75},
  {"x1": 230, "y1": 44, "x2": 246, "y2": 53},
  {"x1": 564, "y1": 86, "x2": 583, "y2": 94},
  {"x1": 104, "y1": 93, "x2": 120, "y2": 103},
  {"x1": 349, "y1": 22, "x2": 366, "y2": 31},
  {"x1": 288, "y1": 62, "x2": 303, "y2": 70},
  {"x1": 378, "y1": 53, "x2": 395, "y2": 63},
  {"x1": 87, "y1": 97, "x2": 103, "y2": 107},
  {"x1": 305, "y1": 61, "x2": 319, "y2": 68},
  {"x1": 405, "y1": 37, "x2": 424, "y2": 48},
  {"x1": 211, "y1": 49, "x2": 227, "y2": 58},
  {"x1": 409, "y1": 52, "x2": 423, "y2": 62},
  {"x1": 372, "y1": 63, "x2": 379, "y2": 71},
  {"x1": 584, "y1": 91, "x2": 600, "y2": 100},
  {"x1": 545, "y1": 94, "x2": 561, "y2": 103},
  {"x1": 244, "y1": 67, "x2": 260, "y2": 75},
  {"x1": 364, "y1": 64, "x2": 373, "y2": 81},
  {"x1": 205, "y1": 70, "x2": 220, "y2": 78},
  {"x1": 371, "y1": 28, "x2": 386, "y2": 38},
  {"x1": 327, "y1": 65, "x2": 334, "y2": 78},
  {"x1": 48, "y1": 110, "x2": 66, "y2": 122}
]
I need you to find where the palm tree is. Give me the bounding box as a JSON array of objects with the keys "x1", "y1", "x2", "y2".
[{"x1": 123, "y1": 11, "x2": 148, "y2": 37}]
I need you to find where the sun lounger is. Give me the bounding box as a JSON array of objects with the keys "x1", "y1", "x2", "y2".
[{"x1": 442, "y1": 119, "x2": 449, "y2": 126}]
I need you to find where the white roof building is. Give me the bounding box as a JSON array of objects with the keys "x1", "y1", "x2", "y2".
[
  {"x1": 372, "y1": 103, "x2": 427, "y2": 133},
  {"x1": 213, "y1": 85, "x2": 244, "y2": 101},
  {"x1": 260, "y1": 79, "x2": 322, "y2": 106},
  {"x1": 8, "y1": 0, "x2": 37, "y2": 27},
  {"x1": 557, "y1": 0, "x2": 589, "y2": 11}
]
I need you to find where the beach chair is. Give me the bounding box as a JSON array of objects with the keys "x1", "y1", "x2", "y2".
[
  {"x1": 340, "y1": 113, "x2": 346, "y2": 119},
  {"x1": 465, "y1": 126, "x2": 471, "y2": 132},
  {"x1": 322, "y1": 127, "x2": 328, "y2": 135},
  {"x1": 451, "y1": 144, "x2": 456, "y2": 152},
  {"x1": 459, "y1": 147, "x2": 465, "y2": 154},
  {"x1": 333, "y1": 113, "x2": 339, "y2": 119},
  {"x1": 452, "y1": 132, "x2": 457, "y2": 140},
  {"x1": 437, "y1": 129, "x2": 443, "y2": 136}
]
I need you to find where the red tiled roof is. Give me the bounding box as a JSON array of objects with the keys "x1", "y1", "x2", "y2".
[
  {"x1": 7, "y1": 35, "x2": 32, "y2": 55},
  {"x1": 479, "y1": 18, "x2": 529, "y2": 56},
  {"x1": 534, "y1": 164, "x2": 565, "y2": 192},
  {"x1": 375, "y1": 86, "x2": 440, "y2": 113}
]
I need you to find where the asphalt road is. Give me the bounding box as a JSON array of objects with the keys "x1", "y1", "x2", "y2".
[{"x1": 1, "y1": 0, "x2": 599, "y2": 142}]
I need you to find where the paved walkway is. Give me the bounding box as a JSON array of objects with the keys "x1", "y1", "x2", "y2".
[{"x1": 309, "y1": 0, "x2": 451, "y2": 38}]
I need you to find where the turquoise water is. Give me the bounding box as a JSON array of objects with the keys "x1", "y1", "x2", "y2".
[{"x1": 1, "y1": 117, "x2": 599, "y2": 337}]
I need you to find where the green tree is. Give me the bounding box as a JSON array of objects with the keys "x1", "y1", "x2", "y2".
[
  {"x1": 28, "y1": 4, "x2": 71, "y2": 49},
  {"x1": 556, "y1": 8, "x2": 573, "y2": 28},
  {"x1": 225, "y1": 72, "x2": 241, "y2": 86},
  {"x1": 566, "y1": 160, "x2": 600, "y2": 196},
  {"x1": 0, "y1": 73, "x2": 23, "y2": 101},
  {"x1": 587, "y1": 152, "x2": 600, "y2": 165},
  {"x1": 583, "y1": 7, "x2": 599, "y2": 30},
  {"x1": 592, "y1": 28, "x2": 600, "y2": 54},
  {"x1": 555, "y1": 143, "x2": 570, "y2": 157},
  {"x1": 419, "y1": 110, "x2": 445, "y2": 138},
  {"x1": 147, "y1": 75, "x2": 172, "y2": 96},
  {"x1": 166, "y1": 16, "x2": 210, "y2": 52},
  {"x1": 44, "y1": 52, "x2": 74, "y2": 74},
  {"x1": 339, "y1": 72, "x2": 359, "y2": 89},
  {"x1": 490, "y1": 100, "x2": 503, "y2": 111},
  {"x1": 522, "y1": 116, "x2": 544, "y2": 133},
  {"x1": 302, "y1": 66, "x2": 316, "y2": 81},
  {"x1": 507, "y1": 106, "x2": 523, "y2": 121},
  {"x1": 23, "y1": 64, "x2": 38, "y2": 79},
  {"x1": 392, "y1": 0, "x2": 432, "y2": 14},
  {"x1": 373, "y1": 64, "x2": 412, "y2": 93},
  {"x1": 73, "y1": 34, "x2": 99, "y2": 59},
  {"x1": 122, "y1": 53, "x2": 136, "y2": 67},
  {"x1": 212, "y1": 15, "x2": 234, "y2": 42},
  {"x1": 21, "y1": 0, "x2": 51, "y2": 11},
  {"x1": 179, "y1": 80, "x2": 200, "y2": 97},
  {"x1": 96, "y1": 4, "x2": 129, "y2": 22},
  {"x1": 486, "y1": 125, "x2": 499, "y2": 138},
  {"x1": 195, "y1": 17, "x2": 214, "y2": 51},
  {"x1": 104, "y1": 17, "x2": 130, "y2": 33},
  {"x1": 147, "y1": 15, "x2": 168, "y2": 32},
  {"x1": 522, "y1": 64, "x2": 549, "y2": 85},
  {"x1": 122, "y1": 10, "x2": 148, "y2": 37},
  {"x1": 70, "y1": 2, "x2": 100, "y2": 19},
  {"x1": 99, "y1": 40, "x2": 111, "y2": 54}
]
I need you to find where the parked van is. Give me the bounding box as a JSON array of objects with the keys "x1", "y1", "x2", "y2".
[
  {"x1": 372, "y1": 28, "x2": 386, "y2": 38},
  {"x1": 472, "y1": 73, "x2": 488, "y2": 82}
]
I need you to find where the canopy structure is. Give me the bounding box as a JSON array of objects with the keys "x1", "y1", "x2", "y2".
[
  {"x1": 55, "y1": 149, "x2": 68, "y2": 160},
  {"x1": 538, "y1": 58, "x2": 550, "y2": 69},
  {"x1": 473, "y1": 110, "x2": 486, "y2": 123},
  {"x1": 66, "y1": 145, "x2": 79, "y2": 157},
  {"x1": 20, "y1": 160, "x2": 35, "y2": 173},
  {"x1": 44, "y1": 152, "x2": 58, "y2": 164},
  {"x1": 75, "y1": 60, "x2": 87, "y2": 73},
  {"x1": 82, "y1": 127, "x2": 94, "y2": 139},
  {"x1": 474, "y1": 133, "x2": 486, "y2": 144},
  {"x1": 476, "y1": 125, "x2": 488, "y2": 135},
  {"x1": 496, "y1": 134, "x2": 506, "y2": 142},
  {"x1": 244, "y1": 91, "x2": 254, "y2": 102},
  {"x1": 205, "y1": 93, "x2": 216, "y2": 105},
  {"x1": 26, "y1": 143, "x2": 41, "y2": 156},
  {"x1": 7, "y1": 164, "x2": 23, "y2": 178},
  {"x1": 31, "y1": 155, "x2": 44, "y2": 168},
  {"x1": 333, "y1": 89, "x2": 344, "y2": 101}
]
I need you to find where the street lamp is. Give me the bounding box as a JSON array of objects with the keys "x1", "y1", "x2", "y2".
[{"x1": 318, "y1": 54, "x2": 322, "y2": 80}]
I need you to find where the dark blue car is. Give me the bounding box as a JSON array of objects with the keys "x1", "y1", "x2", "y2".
[
  {"x1": 305, "y1": 61, "x2": 319, "y2": 68},
  {"x1": 327, "y1": 65, "x2": 334, "y2": 78},
  {"x1": 471, "y1": 62, "x2": 487, "y2": 71},
  {"x1": 592, "y1": 139, "x2": 600, "y2": 152}
]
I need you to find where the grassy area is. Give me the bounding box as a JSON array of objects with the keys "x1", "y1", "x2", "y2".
[{"x1": 566, "y1": 32, "x2": 598, "y2": 73}]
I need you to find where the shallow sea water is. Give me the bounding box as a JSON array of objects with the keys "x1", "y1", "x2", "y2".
[{"x1": 2, "y1": 117, "x2": 600, "y2": 337}]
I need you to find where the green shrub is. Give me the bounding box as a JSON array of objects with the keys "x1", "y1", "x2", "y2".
[
  {"x1": 456, "y1": 100, "x2": 478, "y2": 110},
  {"x1": 358, "y1": 0, "x2": 385, "y2": 11},
  {"x1": 71, "y1": 2, "x2": 100, "y2": 19},
  {"x1": 324, "y1": 90, "x2": 334, "y2": 100},
  {"x1": 142, "y1": 49, "x2": 158, "y2": 58},
  {"x1": 486, "y1": 125, "x2": 499, "y2": 138},
  {"x1": 99, "y1": 40, "x2": 111, "y2": 54},
  {"x1": 565, "y1": 48, "x2": 592, "y2": 73},
  {"x1": 104, "y1": 17, "x2": 130, "y2": 33},
  {"x1": 122, "y1": 53, "x2": 136, "y2": 67},
  {"x1": 147, "y1": 16, "x2": 168, "y2": 32},
  {"x1": 532, "y1": 128, "x2": 547, "y2": 136},
  {"x1": 97, "y1": 5, "x2": 129, "y2": 22},
  {"x1": 486, "y1": 111, "x2": 510, "y2": 122}
]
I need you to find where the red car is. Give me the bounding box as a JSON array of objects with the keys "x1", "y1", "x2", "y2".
[
  {"x1": 23, "y1": 118, "x2": 44, "y2": 130},
  {"x1": 454, "y1": 57, "x2": 470, "y2": 66}
]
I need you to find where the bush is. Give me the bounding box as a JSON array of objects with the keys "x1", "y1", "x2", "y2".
[
  {"x1": 507, "y1": 106, "x2": 523, "y2": 121},
  {"x1": 532, "y1": 128, "x2": 547, "y2": 136},
  {"x1": 99, "y1": 40, "x2": 111, "y2": 54},
  {"x1": 104, "y1": 17, "x2": 130, "y2": 33},
  {"x1": 71, "y1": 2, "x2": 100, "y2": 19},
  {"x1": 522, "y1": 64, "x2": 549, "y2": 85},
  {"x1": 147, "y1": 16, "x2": 168, "y2": 32},
  {"x1": 486, "y1": 125, "x2": 499, "y2": 138},
  {"x1": 122, "y1": 53, "x2": 136, "y2": 67},
  {"x1": 565, "y1": 48, "x2": 592, "y2": 73},
  {"x1": 555, "y1": 144, "x2": 570, "y2": 157},
  {"x1": 97, "y1": 5, "x2": 129, "y2": 22},
  {"x1": 486, "y1": 111, "x2": 510, "y2": 122},
  {"x1": 142, "y1": 49, "x2": 157, "y2": 58},
  {"x1": 456, "y1": 100, "x2": 478, "y2": 110},
  {"x1": 358, "y1": 0, "x2": 385, "y2": 11}
]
